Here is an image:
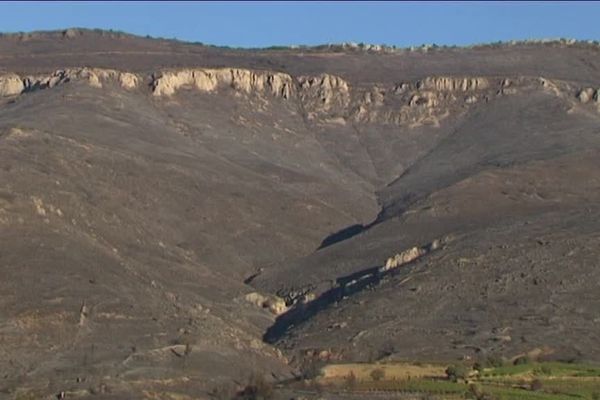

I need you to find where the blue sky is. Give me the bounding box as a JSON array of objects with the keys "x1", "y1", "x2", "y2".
[{"x1": 1, "y1": 1, "x2": 599, "y2": 48}]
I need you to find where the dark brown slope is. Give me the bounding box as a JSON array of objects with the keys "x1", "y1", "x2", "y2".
[
  {"x1": 255, "y1": 88, "x2": 600, "y2": 364},
  {"x1": 1, "y1": 30, "x2": 600, "y2": 398},
  {"x1": 255, "y1": 86, "x2": 600, "y2": 290},
  {"x1": 0, "y1": 81, "x2": 379, "y2": 397}
]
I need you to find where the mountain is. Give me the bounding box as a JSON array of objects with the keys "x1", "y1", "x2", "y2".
[{"x1": 1, "y1": 29, "x2": 600, "y2": 399}]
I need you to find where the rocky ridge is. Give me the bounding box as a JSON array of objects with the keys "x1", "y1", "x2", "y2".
[
  {"x1": 577, "y1": 87, "x2": 600, "y2": 108},
  {"x1": 0, "y1": 68, "x2": 139, "y2": 95},
  {"x1": 1, "y1": 68, "x2": 590, "y2": 128}
]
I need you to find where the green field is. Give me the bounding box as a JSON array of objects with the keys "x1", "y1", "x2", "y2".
[{"x1": 300, "y1": 360, "x2": 600, "y2": 399}]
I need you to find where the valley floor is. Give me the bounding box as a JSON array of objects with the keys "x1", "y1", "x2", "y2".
[{"x1": 281, "y1": 361, "x2": 600, "y2": 400}]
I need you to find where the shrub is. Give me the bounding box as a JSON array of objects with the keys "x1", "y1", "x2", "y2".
[
  {"x1": 370, "y1": 368, "x2": 386, "y2": 381},
  {"x1": 345, "y1": 371, "x2": 357, "y2": 390},
  {"x1": 211, "y1": 383, "x2": 236, "y2": 400},
  {"x1": 299, "y1": 358, "x2": 323, "y2": 380},
  {"x1": 238, "y1": 373, "x2": 273, "y2": 400},
  {"x1": 533, "y1": 365, "x2": 552, "y2": 376},
  {"x1": 446, "y1": 364, "x2": 470, "y2": 382},
  {"x1": 513, "y1": 356, "x2": 530, "y2": 365},
  {"x1": 530, "y1": 379, "x2": 543, "y2": 391},
  {"x1": 307, "y1": 380, "x2": 324, "y2": 394},
  {"x1": 468, "y1": 383, "x2": 484, "y2": 399},
  {"x1": 485, "y1": 354, "x2": 505, "y2": 368}
]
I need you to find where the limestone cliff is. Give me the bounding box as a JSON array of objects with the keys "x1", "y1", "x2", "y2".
[
  {"x1": 1, "y1": 67, "x2": 588, "y2": 128},
  {"x1": 0, "y1": 68, "x2": 139, "y2": 97},
  {"x1": 297, "y1": 74, "x2": 351, "y2": 118},
  {"x1": 417, "y1": 76, "x2": 489, "y2": 92},
  {"x1": 151, "y1": 68, "x2": 294, "y2": 98}
]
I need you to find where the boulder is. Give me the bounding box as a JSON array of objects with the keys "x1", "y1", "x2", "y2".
[
  {"x1": 0, "y1": 74, "x2": 24, "y2": 96},
  {"x1": 244, "y1": 292, "x2": 288, "y2": 315},
  {"x1": 577, "y1": 88, "x2": 595, "y2": 103}
]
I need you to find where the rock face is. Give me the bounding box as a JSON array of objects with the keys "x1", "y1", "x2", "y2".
[
  {"x1": 151, "y1": 68, "x2": 294, "y2": 98},
  {"x1": 380, "y1": 246, "x2": 426, "y2": 273},
  {"x1": 118, "y1": 72, "x2": 139, "y2": 89},
  {"x1": 151, "y1": 69, "x2": 352, "y2": 119},
  {"x1": 408, "y1": 91, "x2": 440, "y2": 108},
  {"x1": 0, "y1": 74, "x2": 25, "y2": 96},
  {"x1": 578, "y1": 87, "x2": 599, "y2": 103},
  {"x1": 298, "y1": 74, "x2": 351, "y2": 117},
  {"x1": 417, "y1": 76, "x2": 489, "y2": 92},
  {"x1": 1, "y1": 68, "x2": 139, "y2": 95},
  {"x1": 245, "y1": 292, "x2": 288, "y2": 315},
  {"x1": 375, "y1": 239, "x2": 444, "y2": 273},
  {"x1": 5, "y1": 66, "x2": 587, "y2": 128},
  {"x1": 2, "y1": 66, "x2": 588, "y2": 135},
  {"x1": 150, "y1": 68, "x2": 499, "y2": 126}
]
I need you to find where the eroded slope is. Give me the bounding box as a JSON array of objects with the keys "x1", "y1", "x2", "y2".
[{"x1": 1, "y1": 31, "x2": 600, "y2": 398}]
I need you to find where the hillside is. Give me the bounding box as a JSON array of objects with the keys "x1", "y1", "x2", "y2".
[{"x1": 1, "y1": 29, "x2": 600, "y2": 399}]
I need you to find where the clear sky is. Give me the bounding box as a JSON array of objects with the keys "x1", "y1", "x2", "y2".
[{"x1": 1, "y1": 1, "x2": 599, "y2": 48}]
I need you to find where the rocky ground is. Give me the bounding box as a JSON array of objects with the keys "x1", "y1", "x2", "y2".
[{"x1": 1, "y1": 29, "x2": 600, "y2": 399}]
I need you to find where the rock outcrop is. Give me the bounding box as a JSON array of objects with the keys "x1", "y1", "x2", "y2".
[
  {"x1": 245, "y1": 292, "x2": 288, "y2": 315},
  {"x1": 151, "y1": 68, "x2": 294, "y2": 98},
  {"x1": 408, "y1": 91, "x2": 440, "y2": 108},
  {"x1": 4, "y1": 66, "x2": 583, "y2": 127},
  {"x1": 1, "y1": 68, "x2": 139, "y2": 96},
  {"x1": 298, "y1": 74, "x2": 351, "y2": 118},
  {"x1": 0, "y1": 74, "x2": 25, "y2": 97},
  {"x1": 351, "y1": 76, "x2": 514, "y2": 126},
  {"x1": 577, "y1": 87, "x2": 599, "y2": 104},
  {"x1": 379, "y1": 239, "x2": 442, "y2": 273},
  {"x1": 118, "y1": 72, "x2": 139, "y2": 89},
  {"x1": 379, "y1": 246, "x2": 427, "y2": 273},
  {"x1": 417, "y1": 76, "x2": 489, "y2": 92}
]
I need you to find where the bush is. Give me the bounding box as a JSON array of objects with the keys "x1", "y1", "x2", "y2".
[
  {"x1": 299, "y1": 358, "x2": 323, "y2": 380},
  {"x1": 238, "y1": 373, "x2": 273, "y2": 400},
  {"x1": 211, "y1": 383, "x2": 236, "y2": 400},
  {"x1": 485, "y1": 354, "x2": 505, "y2": 368},
  {"x1": 513, "y1": 356, "x2": 530, "y2": 365},
  {"x1": 370, "y1": 368, "x2": 386, "y2": 381},
  {"x1": 446, "y1": 364, "x2": 470, "y2": 382},
  {"x1": 533, "y1": 365, "x2": 552, "y2": 376},
  {"x1": 345, "y1": 371, "x2": 357, "y2": 390},
  {"x1": 530, "y1": 379, "x2": 543, "y2": 391},
  {"x1": 468, "y1": 383, "x2": 484, "y2": 399}
]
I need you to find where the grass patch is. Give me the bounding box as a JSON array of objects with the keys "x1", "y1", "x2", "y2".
[
  {"x1": 301, "y1": 360, "x2": 600, "y2": 399},
  {"x1": 481, "y1": 361, "x2": 600, "y2": 378}
]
